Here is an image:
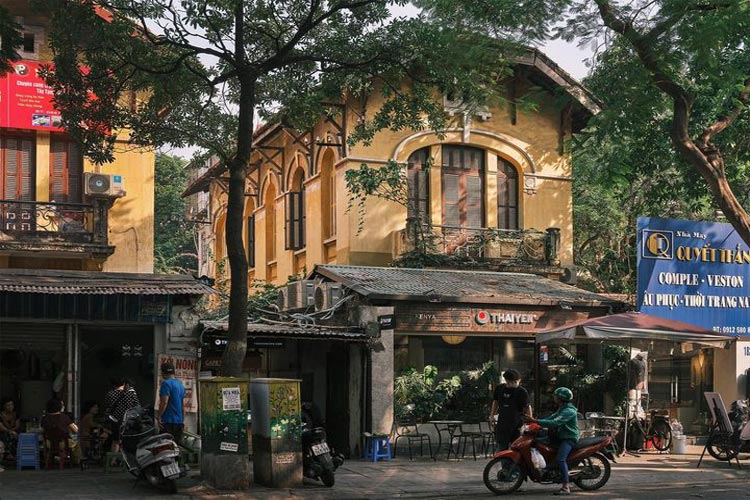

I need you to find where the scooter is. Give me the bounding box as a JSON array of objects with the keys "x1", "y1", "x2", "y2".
[
  {"x1": 119, "y1": 406, "x2": 186, "y2": 494},
  {"x1": 483, "y1": 423, "x2": 614, "y2": 495},
  {"x1": 706, "y1": 399, "x2": 750, "y2": 461},
  {"x1": 301, "y1": 402, "x2": 344, "y2": 487}
]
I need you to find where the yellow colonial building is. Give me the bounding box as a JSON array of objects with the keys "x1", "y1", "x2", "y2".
[{"x1": 0, "y1": 1, "x2": 211, "y2": 429}]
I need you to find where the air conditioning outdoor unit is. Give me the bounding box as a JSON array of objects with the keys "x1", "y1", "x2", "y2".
[
  {"x1": 84, "y1": 173, "x2": 126, "y2": 197},
  {"x1": 277, "y1": 280, "x2": 316, "y2": 311},
  {"x1": 314, "y1": 282, "x2": 344, "y2": 312}
]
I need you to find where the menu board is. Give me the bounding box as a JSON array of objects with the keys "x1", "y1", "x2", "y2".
[{"x1": 0, "y1": 59, "x2": 64, "y2": 131}]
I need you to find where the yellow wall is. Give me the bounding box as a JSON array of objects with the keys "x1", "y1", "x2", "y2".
[{"x1": 204, "y1": 74, "x2": 578, "y2": 286}]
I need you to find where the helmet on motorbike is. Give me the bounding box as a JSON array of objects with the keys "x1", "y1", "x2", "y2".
[{"x1": 554, "y1": 387, "x2": 573, "y2": 402}]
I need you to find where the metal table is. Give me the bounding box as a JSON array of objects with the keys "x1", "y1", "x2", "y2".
[{"x1": 429, "y1": 420, "x2": 464, "y2": 459}]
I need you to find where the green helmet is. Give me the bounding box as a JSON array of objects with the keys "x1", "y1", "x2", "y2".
[{"x1": 554, "y1": 387, "x2": 573, "y2": 402}]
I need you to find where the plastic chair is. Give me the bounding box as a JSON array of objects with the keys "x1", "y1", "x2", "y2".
[
  {"x1": 16, "y1": 433, "x2": 40, "y2": 471},
  {"x1": 392, "y1": 418, "x2": 432, "y2": 460},
  {"x1": 363, "y1": 433, "x2": 391, "y2": 462}
]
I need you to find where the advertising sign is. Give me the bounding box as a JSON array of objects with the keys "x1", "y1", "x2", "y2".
[
  {"x1": 155, "y1": 353, "x2": 198, "y2": 413},
  {"x1": 637, "y1": 217, "x2": 750, "y2": 335},
  {"x1": 0, "y1": 60, "x2": 64, "y2": 131}
]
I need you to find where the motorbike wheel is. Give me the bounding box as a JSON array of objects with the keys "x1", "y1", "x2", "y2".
[
  {"x1": 321, "y1": 470, "x2": 335, "y2": 487},
  {"x1": 483, "y1": 457, "x2": 525, "y2": 495},
  {"x1": 707, "y1": 433, "x2": 739, "y2": 461},
  {"x1": 651, "y1": 421, "x2": 672, "y2": 451},
  {"x1": 572, "y1": 452, "x2": 611, "y2": 491},
  {"x1": 164, "y1": 478, "x2": 178, "y2": 494}
]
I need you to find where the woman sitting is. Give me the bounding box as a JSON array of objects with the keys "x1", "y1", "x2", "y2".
[
  {"x1": 0, "y1": 398, "x2": 21, "y2": 468},
  {"x1": 41, "y1": 399, "x2": 79, "y2": 468},
  {"x1": 80, "y1": 401, "x2": 109, "y2": 460}
]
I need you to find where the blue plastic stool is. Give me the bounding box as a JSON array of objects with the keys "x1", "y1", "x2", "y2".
[
  {"x1": 363, "y1": 433, "x2": 391, "y2": 462},
  {"x1": 16, "y1": 432, "x2": 40, "y2": 470}
]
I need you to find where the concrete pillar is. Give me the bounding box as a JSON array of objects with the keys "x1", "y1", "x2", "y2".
[{"x1": 36, "y1": 131, "x2": 50, "y2": 202}]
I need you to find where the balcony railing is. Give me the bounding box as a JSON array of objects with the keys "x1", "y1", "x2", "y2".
[
  {"x1": 0, "y1": 199, "x2": 111, "y2": 248},
  {"x1": 393, "y1": 224, "x2": 561, "y2": 266}
]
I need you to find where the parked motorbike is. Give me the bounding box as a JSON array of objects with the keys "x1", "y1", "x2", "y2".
[
  {"x1": 119, "y1": 407, "x2": 186, "y2": 494},
  {"x1": 706, "y1": 399, "x2": 750, "y2": 461},
  {"x1": 483, "y1": 423, "x2": 614, "y2": 495},
  {"x1": 301, "y1": 402, "x2": 344, "y2": 487}
]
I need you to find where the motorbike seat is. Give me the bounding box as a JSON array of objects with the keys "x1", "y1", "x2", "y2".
[
  {"x1": 574, "y1": 436, "x2": 608, "y2": 449},
  {"x1": 138, "y1": 433, "x2": 174, "y2": 447}
]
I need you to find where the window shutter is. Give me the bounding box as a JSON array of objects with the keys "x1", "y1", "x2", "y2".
[
  {"x1": 466, "y1": 174, "x2": 482, "y2": 228},
  {"x1": 442, "y1": 173, "x2": 460, "y2": 226},
  {"x1": 284, "y1": 191, "x2": 305, "y2": 251},
  {"x1": 442, "y1": 146, "x2": 485, "y2": 228},
  {"x1": 67, "y1": 142, "x2": 82, "y2": 203},
  {"x1": 298, "y1": 189, "x2": 306, "y2": 249},
  {"x1": 5, "y1": 138, "x2": 18, "y2": 199},
  {"x1": 49, "y1": 137, "x2": 83, "y2": 203},
  {"x1": 284, "y1": 191, "x2": 293, "y2": 250},
  {"x1": 407, "y1": 148, "x2": 430, "y2": 224},
  {"x1": 50, "y1": 139, "x2": 66, "y2": 201},
  {"x1": 498, "y1": 159, "x2": 519, "y2": 230},
  {"x1": 20, "y1": 138, "x2": 33, "y2": 201},
  {"x1": 247, "y1": 215, "x2": 255, "y2": 268}
]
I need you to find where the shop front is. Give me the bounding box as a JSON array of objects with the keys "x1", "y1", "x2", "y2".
[{"x1": 0, "y1": 269, "x2": 212, "y2": 430}]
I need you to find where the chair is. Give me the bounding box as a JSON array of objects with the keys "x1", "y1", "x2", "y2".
[
  {"x1": 43, "y1": 436, "x2": 70, "y2": 470},
  {"x1": 16, "y1": 433, "x2": 40, "y2": 471},
  {"x1": 363, "y1": 432, "x2": 392, "y2": 462},
  {"x1": 479, "y1": 421, "x2": 496, "y2": 457},
  {"x1": 585, "y1": 412, "x2": 620, "y2": 456},
  {"x1": 392, "y1": 418, "x2": 432, "y2": 460},
  {"x1": 454, "y1": 423, "x2": 484, "y2": 461}
]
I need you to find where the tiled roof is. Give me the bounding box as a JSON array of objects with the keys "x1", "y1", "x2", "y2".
[
  {"x1": 311, "y1": 265, "x2": 619, "y2": 307},
  {"x1": 202, "y1": 321, "x2": 368, "y2": 341},
  {"x1": 0, "y1": 269, "x2": 215, "y2": 295}
]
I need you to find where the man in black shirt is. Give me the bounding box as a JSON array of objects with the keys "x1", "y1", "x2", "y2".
[{"x1": 489, "y1": 369, "x2": 531, "y2": 451}]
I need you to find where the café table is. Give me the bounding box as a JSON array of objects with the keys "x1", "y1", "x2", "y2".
[
  {"x1": 585, "y1": 415, "x2": 625, "y2": 454},
  {"x1": 428, "y1": 420, "x2": 464, "y2": 460}
]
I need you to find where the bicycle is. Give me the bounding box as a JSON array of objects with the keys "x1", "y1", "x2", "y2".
[{"x1": 622, "y1": 409, "x2": 672, "y2": 452}]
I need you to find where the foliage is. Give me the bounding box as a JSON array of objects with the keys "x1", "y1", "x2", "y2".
[
  {"x1": 0, "y1": 6, "x2": 22, "y2": 75},
  {"x1": 394, "y1": 365, "x2": 460, "y2": 422},
  {"x1": 440, "y1": 361, "x2": 499, "y2": 421},
  {"x1": 154, "y1": 153, "x2": 197, "y2": 274}
]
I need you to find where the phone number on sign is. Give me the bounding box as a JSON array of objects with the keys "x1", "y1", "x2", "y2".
[{"x1": 712, "y1": 326, "x2": 748, "y2": 334}]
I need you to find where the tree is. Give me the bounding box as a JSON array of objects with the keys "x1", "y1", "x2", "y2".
[
  {"x1": 561, "y1": 1, "x2": 750, "y2": 245},
  {"x1": 40, "y1": 0, "x2": 564, "y2": 383},
  {"x1": 154, "y1": 153, "x2": 197, "y2": 274}
]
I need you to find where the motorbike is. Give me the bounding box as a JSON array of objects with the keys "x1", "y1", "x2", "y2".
[
  {"x1": 706, "y1": 399, "x2": 750, "y2": 461},
  {"x1": 483, "y1": 423, "x2": 614, "y2": 495},
  {"x1": 119, "y1": 406, "x2": 186, "y2": 494},
  {"x1": 301, "y1": 402, "x2": 344, "y2": 487}
]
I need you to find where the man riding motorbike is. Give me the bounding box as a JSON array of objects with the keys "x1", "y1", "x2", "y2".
[{"x1": 526, "y1": 387, "x2": 579, "y2": 496}]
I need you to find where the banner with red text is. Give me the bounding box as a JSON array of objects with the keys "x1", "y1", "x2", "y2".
[
  {"x1": 0, "y1": 60, "x2": 64, "y2": 131},
  {"x1": 155, "y1": 353, "x2": 198, "y2": 413}
]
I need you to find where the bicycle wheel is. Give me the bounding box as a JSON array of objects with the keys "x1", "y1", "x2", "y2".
[
  {"x1": 706, "y1": 432, "x2": 739, "y2": 461},
  {"x1": 651, "y1": 420, "x2": 672, "y2": 451}
]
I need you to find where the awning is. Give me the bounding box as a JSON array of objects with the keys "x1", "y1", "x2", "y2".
[
  {"x1": 0, "y1": 268, "x2": 215, "y2": 295},
  {"x1": 537, "y1": 312, "x2": 735, "y2": 349},
  {"x1": 201, "y1": 320, "x2": 368, "y2": 341}
]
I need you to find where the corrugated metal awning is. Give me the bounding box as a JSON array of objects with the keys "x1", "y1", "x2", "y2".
[
  {"x1": 202, "y1": 321, "x2": 368, "y2": 341},
  {"x1": 0, "y1": 269, "x2": 215, "y2": 295}
]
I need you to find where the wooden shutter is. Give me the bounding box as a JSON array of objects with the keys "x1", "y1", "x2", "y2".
[
  {"x1": 407, "y1": 148, "x2": 430, "y2": 224},
  {"x1": 442, "y1": 146, "x2": 484, "y2": 228},
  {"x1": 497, "y1": 158, "x2": 519, "y2": 230},
  {"x1": 247, "y1": 215, "x2": 256, "y2": 268},
  {"x1": 49, "y1": 137, "x2": 83, "y2": 203},
  {"x1": 1, "y1": 135, "x2": 35, "y2": 200},
  {"x1": 284, "y1": 191, "x2": 305, "y2": 251}
]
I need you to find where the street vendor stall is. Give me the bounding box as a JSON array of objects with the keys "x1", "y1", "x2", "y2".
[{"x1": 537, "y1": 312, "x2": 735, "y2": 454}]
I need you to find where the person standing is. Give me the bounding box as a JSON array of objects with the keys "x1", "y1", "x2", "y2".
[
  {"x1": 489, "y1": 369, "x2": 531, "y2": 451},
  {"x1": 157, "y1": 363, "x2": 186, "y2": 445},
  {"x1": 104, "y1": 377, "x2": 140, "y2": 452},
  {"x1": 527, "y1": 387, "x2": 579, "y2": 496}
]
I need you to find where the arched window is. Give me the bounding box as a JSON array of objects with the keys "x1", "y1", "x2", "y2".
[
  {"x1": 320, "y1": 149, "x2": 336, "y2": 239},
  {"x1": 407, "y1": 148, "x2": 430, "y2": 224},
  {"x1": 441, "y1": 146, "x2": 484, "y2": 228},
  {"x1": 245, "y1": 198, "x2": 256, "y2": 268},
  {"x1": 264, "y1": 182, "x2": 277, "y2": 262},
  {"x1": 285, "y1": 167, "x2": 305, "y2": 250},
  {"x1": 497, "y1": 158, "x2": 519, "y2": 230}
]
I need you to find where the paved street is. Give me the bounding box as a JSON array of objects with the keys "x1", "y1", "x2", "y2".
[{"x1": 2, "y1": 446, "x2": 750, "y2": 499}]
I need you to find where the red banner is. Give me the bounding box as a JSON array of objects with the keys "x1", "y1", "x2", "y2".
[{"x1": 0, "y1": 60, "x2": 64, "y2": 132}]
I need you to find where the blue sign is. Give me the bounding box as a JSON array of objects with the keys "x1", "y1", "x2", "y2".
[{"x1": 637, "y1": 217, "x2": 750, "y2": 336}]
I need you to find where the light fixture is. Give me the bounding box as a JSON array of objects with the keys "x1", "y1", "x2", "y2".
[{"x1": 442, "y1": 335, "x2": 466, "y2": 345}]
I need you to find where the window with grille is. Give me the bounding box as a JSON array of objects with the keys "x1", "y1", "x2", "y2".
[
  {"x1": 50, "y1": 136, "x2": 83, "y2": 203},
  {"x1": 407, "y1": 148, "x2": 430, "y2": 225},
  {"x1": 497, "y1": 158, "x2": 519, "y2": 230},
  {"x1": 441, "y1": 146, "x2": 484, "y2": 228}
]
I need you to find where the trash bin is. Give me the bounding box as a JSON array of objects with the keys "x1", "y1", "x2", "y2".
[{"x1": 671, "y1": 435, "x2": 687, "y2": 454}]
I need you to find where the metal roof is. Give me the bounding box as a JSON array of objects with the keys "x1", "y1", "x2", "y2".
[
  {"x1": 202, "y1": 321, "x2": 368, "y2": 341},
  {"x1": 311, "y1": 265, "x2": 619, "y2": 307},
  {"x1": 0, "y1": 269, "x2": 215, "y2": 295}
]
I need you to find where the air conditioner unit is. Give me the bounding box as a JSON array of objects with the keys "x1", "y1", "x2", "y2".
[
  {"x1": 560, "y1": 266, "x2": 578, "y2": 285},
  {"x1": 277, "y1": 280, "x2": 315, "y2": 312},
  {"x1": 84, "y1": 173, "x2": 125, "y2": 197},
  {"x1": 314, "y1": 282, "x2": 344, "y2": 312}
]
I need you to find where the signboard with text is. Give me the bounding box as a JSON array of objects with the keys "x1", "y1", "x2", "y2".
[
  {"x1": 0, "y1": 60, "x2": 64, "y2": 131},
  {"x1": 637, "y1": 217, "x2": 750, "y2": 335}
]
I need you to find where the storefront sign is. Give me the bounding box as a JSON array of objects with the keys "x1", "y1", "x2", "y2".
[
  {"x1": 395, "y1": 304, "x2": 587, "y2": 334},
  {"x1": 378, "y1": 314, "x2": 395, "y2": 330},
  {"x1": 155, "y1": 353, "x2": 198, "y2": 413},
  {"x1": 0, "y1": 60, "x2": 64, "y2": 131},
  {"x1": 637, "y1": 217, "x2": 750, "y2": 335},
  {"x1": 203, "y1": 334, "x2": 285, "y2": 350}
]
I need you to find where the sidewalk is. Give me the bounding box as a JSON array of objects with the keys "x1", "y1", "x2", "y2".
[{"x1": 1, "y1": 445, "x2": 748, "y2": 499}]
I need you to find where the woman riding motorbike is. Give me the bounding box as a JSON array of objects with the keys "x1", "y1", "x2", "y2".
[{"x1": 526, "y1": 387, "x2": 579, "y2": 496}]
